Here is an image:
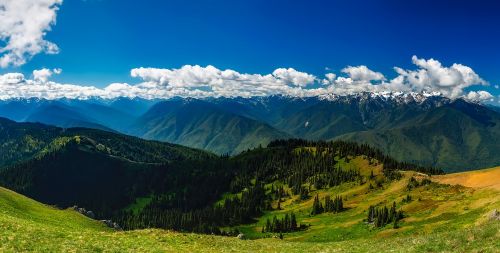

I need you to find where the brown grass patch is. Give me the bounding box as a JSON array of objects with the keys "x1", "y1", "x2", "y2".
[{"x1": 433, "y1": 166, "x2": 500, "y2": 191}]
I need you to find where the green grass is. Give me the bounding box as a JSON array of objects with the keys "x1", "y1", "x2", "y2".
[
  {"x1": 1, "y1": 184, "x2": 498, "y2": 252},
  {"x1": 1, "y1": 159, "x2": 499, "y2": 252}
]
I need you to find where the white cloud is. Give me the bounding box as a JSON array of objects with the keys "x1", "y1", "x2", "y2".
[
  {"x1": 130, "y1": 65, "x2": 316, "y2": 98},
  {"x1": 0, "y1": 71, "x2": 103, "y2": 100},
  {"x1": 32, "y1": 68, "x2": 61, "y2": 83},
  {"x1": 0, "y1": 56, "x2": 495, "y2": 102},
  {"x1": 465, "y1": 90, "x2": 494, "y2": 101},
  {"x1": 322, "y1": 73, "x2": 336, "y2": 85},
  {"x1": 465, "y1": 90, "x2": 493, "y2": 101},
  {"x1": 0, "y1": 72, "x2": 25, "y2": 84},
  {"x1": 272, "y1": 68, "x2": 316, "y2": 87},
  {"x1": 0, "y1": 0, "x2": 62, "y2": 67},
  {"x1": 341, "y1": 65, "x2": 385, "y2": 81},
  {"x1": 392, "y1": 56, "x2": 488, "y2": 98}
]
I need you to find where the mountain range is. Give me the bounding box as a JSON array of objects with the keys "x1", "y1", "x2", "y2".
[{"x1": 0, "y1": 93, "x2": 499, "y2": 171}]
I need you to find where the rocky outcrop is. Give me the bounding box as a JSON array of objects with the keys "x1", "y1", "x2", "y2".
[
  {"x1": 489, "y1": 209, "x2": 500, "y2": 221},
  {"x1": 70, "y1": 206, "x2": 95, "y2": 219},
  {"x1": 70, "y1": 205, "x2": 122, "y2": 230},
  {"x1": 100, "y1": 220, "x2": 123, "y2": 231}
]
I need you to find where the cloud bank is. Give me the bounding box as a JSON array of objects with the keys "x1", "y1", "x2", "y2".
[
  {"x1": 0, "y1": 0, "x2": 62, "y2": 67},
  {"x1": 0, "y1": 56, "x2": 495, "y2": 102}
]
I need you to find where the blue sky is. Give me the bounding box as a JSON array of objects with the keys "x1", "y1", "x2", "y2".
[{"x1": 1, "y1": 0, "x2": 499, "y2": 103}]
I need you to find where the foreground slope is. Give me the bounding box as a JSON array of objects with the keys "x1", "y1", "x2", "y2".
[{"x1": 0, "y1": 170, "x2": 499, "y2": 252}]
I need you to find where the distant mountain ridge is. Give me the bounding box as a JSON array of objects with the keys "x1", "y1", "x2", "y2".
[
  {"x1": 128, "y1": 98, "x2": 290, "y2": 154},
  {"x1": 0, "y1": 93, "x2": 499, "y2": 171}
]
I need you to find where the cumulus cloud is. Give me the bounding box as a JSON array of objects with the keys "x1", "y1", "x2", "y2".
[
  {"x1": 341, "y1": 65, "x2": 385, "y2": 82},
  {"x1": 0, "y1": 72, "x2": 25, "y2": 84},
  {"x1": 465, "y1": 90, "x2": 493, "y2": 101},
  {"x1": 322, "y1": 73, "x2": 337, "y2": 85},
  {"x1": 272, "y1": 68, "x2": 316, "y2": 87},
  {"x1": 130, "y1": 65, "x2": 316, "y2": 98},
  {"x1": 0, "y1": 56, "x2": 495, "y2": 102},
  {"x1": 32, "y1": 68, "x2": 61, "y2": 82},
  {"x1": 392, "y1": 56, "x2": 487, "y2": 98},
  {"x1": 0, "y1": 70, "x2": 104, "y2": 100},
  {"x1": 0, "y1": 0, "x2": 62, "y2": 67}
]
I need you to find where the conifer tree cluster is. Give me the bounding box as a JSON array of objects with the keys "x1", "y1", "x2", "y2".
[
  {"x1": 367, "y1": 202, "x2": 403, "y2": 228},
  {"x1": 116, "y1": 182, "x2": 267, "y2": 233},
  {"x1": 262, "y1": 213, "x2": 299, "y2": 233},
  {"x1": 311, "y1": 194, "x2": 344, "y2": 215},
  {"x1": 268, "y1": 139, "x2": 444, "y2": 176},
  {"x1": 324, "y1": 195, "x2": 344, "y2": 213}
]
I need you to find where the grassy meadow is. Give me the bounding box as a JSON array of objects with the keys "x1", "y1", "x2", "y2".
[{"x1": 1, "y1": 158, "x2": 499, "y2": 252}]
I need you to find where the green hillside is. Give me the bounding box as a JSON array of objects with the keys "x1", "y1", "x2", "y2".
[
  {"x1": 233, "y1": 157, "x2": 500, "y2": 241},
  {"x1": 0, "y1": 133, "x2": 218, "y2": 219},
  {"x1": 0, "y1": 117, "x2": 211, "y2": 169},
  {"x1": 1, "y1": 168, "x2": 499, "y2": 252}
]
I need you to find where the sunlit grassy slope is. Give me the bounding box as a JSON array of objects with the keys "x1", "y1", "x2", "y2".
[
  {"x1": 1, "y1": 161, "x2": 499, "y2": 252},
  {"x1": 234, "y1": 158, "x2": 500, "y2": 242},
  {"x1": 433, "y1": 166, "x2": 500, "y2": 191}
]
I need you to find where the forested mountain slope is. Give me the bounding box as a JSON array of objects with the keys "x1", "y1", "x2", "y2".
[
  {"x1": 127, "y1": 99, "x2": 290, "y2": 154},
  {"x1": 338, "y1": 100, "x2": 500, "y2": 171}
]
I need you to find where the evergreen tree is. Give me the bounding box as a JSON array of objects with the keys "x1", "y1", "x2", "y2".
[
  {"x1": 290, "y1": 213, "x2": 297, "y2": 231},
  {"x1": 311, "y1": 194, "x2": 324, "y2": 215}
]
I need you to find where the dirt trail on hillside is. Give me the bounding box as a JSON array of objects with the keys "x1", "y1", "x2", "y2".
[{"x1": 433, "y1": 167, "x2": 500, "y2": 191}]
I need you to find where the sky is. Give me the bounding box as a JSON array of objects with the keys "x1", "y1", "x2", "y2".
[{"x1": 0, "y1": 0, "x2": 499, "y2": 103}]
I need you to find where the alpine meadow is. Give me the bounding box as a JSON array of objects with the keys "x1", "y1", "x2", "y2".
[{"x1": 0, "y1": 0, "x2": 499, "y2": 252}]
